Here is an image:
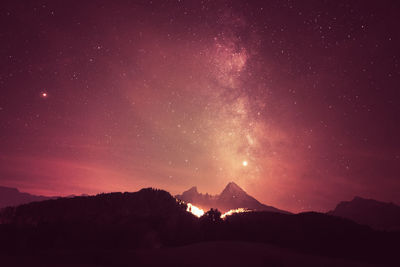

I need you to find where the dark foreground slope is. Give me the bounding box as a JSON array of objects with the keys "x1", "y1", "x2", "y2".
[
  {"x1": 0, "y1": 189, "x2": 399, "y2": 266},
  {"x1": 0, "y1": 188, "x2": 199, "y2": 249},
  {"x1": 2, "y1": 241, "x2": 380, "y2": 267},
  {"x1": 221, "y1": 211, "x2": 399, "y2": 265}
]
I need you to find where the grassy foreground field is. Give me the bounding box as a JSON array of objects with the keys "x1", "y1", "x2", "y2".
[{"x1": 2, "y1": 241, "x2": 379, "y2": 267}]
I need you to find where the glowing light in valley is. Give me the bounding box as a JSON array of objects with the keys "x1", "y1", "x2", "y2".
[
  {"x1": 242, "y1": 161, "x2": 248, "y2": 167},
  {"x1": 221, "y1": 208, "x2": 251, "y2": 219},
  {"x1": 186, "y1": 203, "x2": 205, "y2": 217},
  {"x1": 41, "y1": 92, "x2": 48, "y2": 98},
  {"x1": 184, "y1": 201, "x2": 252, "y2": 219}
]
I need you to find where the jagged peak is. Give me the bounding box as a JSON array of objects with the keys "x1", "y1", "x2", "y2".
[
  {"x1": 180, "y1": 186, "x2": 199, "y2": 195},
  {"x1": 187, "y1": 186, "x2": 198, "y2": 192}
]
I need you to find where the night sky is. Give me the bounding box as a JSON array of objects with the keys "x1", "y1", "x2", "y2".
[{"x1": 1, "y1": 0, "x2": 399, "y2": 212}]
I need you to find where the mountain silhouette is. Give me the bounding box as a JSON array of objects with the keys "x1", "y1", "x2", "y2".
[
  {"x1": 176, "y1": 182, "x2": 291, "y2": 214},
  {"x1": 0, "y1": 187, "x2": 399, "y2": 266},
  {"x1": 0, "y1": 186, "x2": 54, "y2": 209},
  {"x1": 328, "y1": 196, "x2": 400, "y2": 231}
]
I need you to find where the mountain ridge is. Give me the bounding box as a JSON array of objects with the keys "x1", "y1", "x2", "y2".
[
  {"x1": 328, "y1": 196, "x2": 400, "y2": 231},
  {"x1": 0, "y1": 188, "x2": 398, "y2": 266},
  {"x1": 176, "y1": 182, "x2": 291, "y2": 214},
  {"x1": 0, "y1": 186, "x2": 55, "y2": 209}
]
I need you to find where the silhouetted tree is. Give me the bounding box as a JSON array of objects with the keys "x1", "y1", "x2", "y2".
[
  {"x1": 198, "y1": 208, "x2": 223, "y2": 240},
  {"x1": 201, "y1": 208, "x2": 222, "y2": 223}
]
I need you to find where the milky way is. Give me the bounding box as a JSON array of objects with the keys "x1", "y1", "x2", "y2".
[{"x1": 1, "y1": 0, "x2": 399, "y2": 212}]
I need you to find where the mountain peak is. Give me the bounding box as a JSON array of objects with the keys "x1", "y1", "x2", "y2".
[
  {"x1": 0, "y1": 186, "x2": 20, "y2": 194},
  {"x1": 0, "y1": 185, "x2": 53, "y2": 209},
  {"x1": 329, "y1": 197, "x2": 400, "y2": 231},
  {"x1": 175, "y1": 186, "x2": 201, "y2": 203},
  {"x1": 226, "y1": 181, "x2": 240, "y2": 188},
  {"x1": 221, "y1": 182, "x2": 246, "y2": 195},
  {"x1": 186, "y1": 186, "x2": 198, "y2": 193},
  {"x1": 176, "y1": 182, "x2": 291, "y2": 214},
  {"x1": 218, "y1": 182, "x2": 249, "y2": 205}
]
